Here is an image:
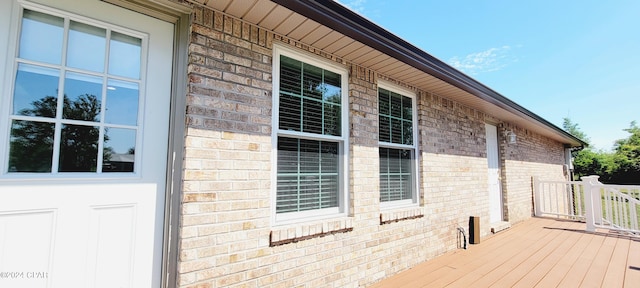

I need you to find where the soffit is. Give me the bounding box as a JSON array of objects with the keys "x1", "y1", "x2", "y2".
[
  {"x1": 104, "y1": 0, "x2": 191, "y2": 21},
  {"x1": 188, "y1": 0, "x2": 583, "y2": 146}
]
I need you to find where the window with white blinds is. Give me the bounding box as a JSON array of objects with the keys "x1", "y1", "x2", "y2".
[
  {"x1": 273, "y1": 46, "x2": 347, "y2": 222},
  {"x1": 276, "y1": 137, "x2": 339, "y2": 213},
  {"x1": 379, "y1": 147, "x2": 412, "y2": 202},
  {"x1": 279, "y1": 56, "x2": 342, "y2": 136},
  {"x1": 379, "y1": 88, "x2": 413, "y2": 145},
  {"x1": 378, "y1": 86, "x2": 417, "y2": 205}
]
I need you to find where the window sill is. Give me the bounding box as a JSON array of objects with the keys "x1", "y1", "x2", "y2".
[
  {"x1": 269, "y1": 217, "x2": 353, "y2": 247},
  {"x1": 380, "y1": 207, "x2": 423, "y2": 225}
]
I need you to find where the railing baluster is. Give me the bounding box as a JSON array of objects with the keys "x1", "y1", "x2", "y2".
[
  {"x1": 533, "y1": 177, "x2": 639, "y2": 235},
  {"x1": 575, "y1": 184, "x2": 579, "y2": 217},
  {"x1": 577, "y1": 184, "x2": 584, "y2": 217},
  {"x1": 568, "y1": 183, "x2": 574, "y2": 217},
  {"x1": 620, "y1": 192, "x2": 625, "y2": 228},
  {"x1": 632, "y1": 199, "x2": 638, "y2": 230},
  {"x1": 544, "y1": 182, "x2": 549, "y2": 214},
  {"x1": 611, "y1": 190, "x2": 617, "y2": 227},
  {"x1": 545, "y1": 182, "x2": 550, "y2": 214},
  {"x1": 552, "y1": 183, "x2": 557, "y2": 216},
  {"x1": 605, "y1": 188, "x2": 611, "y2": 227},
  {"x1": 623, "y1": 193, "x2": 629, "y2": 229},
  {"x1": 618, "y1": 191, "x2": 622, "y2": 227}
]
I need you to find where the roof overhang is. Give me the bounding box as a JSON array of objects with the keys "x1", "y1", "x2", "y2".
[{"x1": 188, "y1": 0, "x2": 587, "y2": 147}]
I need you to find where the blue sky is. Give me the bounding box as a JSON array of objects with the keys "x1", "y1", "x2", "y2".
[{"x1": 337, "y1": 0, "x2": 640, "y2": 151}]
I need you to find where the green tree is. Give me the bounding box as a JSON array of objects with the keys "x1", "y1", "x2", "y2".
[
  {"x1": 58, "y1": 94, "x2": 101, "y2": 172},
  {"x1": 611, "y1": 121, "x2": 640, "y2": 184},
  {"x1": 563, "y1": 117, "x2": 590, "y2": 146},
  {"x1": 571, "y1": 149, "x2": 616, "y2": 182},
  {"x1": 9, "y1": 94, "x2": 103, "y2": 172},
  {"x1": 562, "y1": 117, "x2": 616, "y2": 181},
  {"x1": 563, "y1": 118, "x2": 640, "y2": 184}
]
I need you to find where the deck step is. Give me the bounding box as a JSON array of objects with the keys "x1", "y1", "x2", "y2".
[{"x1": 491, "y1": 221, "x2": 511, "y2": 233}]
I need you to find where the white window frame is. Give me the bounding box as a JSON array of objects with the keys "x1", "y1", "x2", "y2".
[
  {"x1": 377, "y1": 81, "x2": 419, "y2": 209},
  {"x1": 270, "y1": 44, "x2": 349, "y2": 225},
  {"x1": 0, "y1": 2, "x2": 149, "y2": 179}
]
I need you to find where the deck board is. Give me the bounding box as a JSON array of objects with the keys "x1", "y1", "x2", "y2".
[
  {"x1": 582, "y1": 236, "x2": 618, "y2": 287},
  {"x1": 602, "y1": 237, "x2": 630, "y2": 287},
  {"x1": 556, "y1": 231, "x2": 606, "y2": 288},
  {"x1": 624, "y1": 239, "x2": 640, "y2": 287},
  {"x1": 369, "y1": 217, "x2": 638, "y2": 288},
  {"x1": 370, "y1": 219, "x2": 542, "y2": 287},
  {"x1": 446, "y1": 223, "x2": 563, "y2": 287},
  {"x1": 413, "y1": 220, "x2": 556, "y2": 287},
  {"x1": 527, "y1": 232, "x2": 591, "y2": 287},
  {"x1": 495, "y1": 221, "x2": 584, "y2": 287}
]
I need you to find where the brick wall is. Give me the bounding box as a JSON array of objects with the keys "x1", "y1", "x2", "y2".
[
  {"x1": 418, "y1": 91, "x2": 494, "y2": 247},
  {"x1": 178, "y1": 5, "x2": 569, "y2": 288},
  {"x1": 500, "y1": 125, "x2": 568, "y2": 223},
  {"x1": 180, "y1": 7, "x2": 274, "y2": 287}
]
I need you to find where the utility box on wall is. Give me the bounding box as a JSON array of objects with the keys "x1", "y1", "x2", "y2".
[{"x1": 469, "y1": 216, "x2": 481, "y2": 244}]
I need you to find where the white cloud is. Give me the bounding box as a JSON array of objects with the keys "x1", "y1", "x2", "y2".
[
  {"x1": 448, "y1": 45, "x2": 516, "y2": 75},
  {"x1": 336, "y1": 0, "x2": 367, "y2": 14}
]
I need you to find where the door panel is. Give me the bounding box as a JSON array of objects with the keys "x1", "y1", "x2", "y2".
[
  {"x1": 0, "y1": 210, "x2": 55, "y2": 288},
  {"x1": 486, "y1": 124, "x2": 503, "y2": 223},
  {"x1": 0, "y1": 1, "x2": 174, "y2": 287}
]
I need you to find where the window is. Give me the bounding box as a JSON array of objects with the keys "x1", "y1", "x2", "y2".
[
  {"x1": 273, "y1": 45, "x2": 348, "y2": 223},
  {"x1": 3, "y1": 8, "x2": 144, "y2": 174},
  {"x1": 378, "y1": 84, "x2": 418, "y2": 207}
]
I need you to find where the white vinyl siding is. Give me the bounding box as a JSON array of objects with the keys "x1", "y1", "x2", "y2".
[{"x1": 272, "y1": 45, "x2": 348, "y2": 223}]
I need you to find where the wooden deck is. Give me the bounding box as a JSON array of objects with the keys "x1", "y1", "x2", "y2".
[{"x1": 369, "y1": 217, "x2": 640, "y2": 288}]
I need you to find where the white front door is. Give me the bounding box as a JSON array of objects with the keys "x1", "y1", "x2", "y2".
[
  {"x1": 486, "y1": 124, "x2": 503, "y2": 223},
  {"x1": 0, "y1": 0, "x2": 174, "y2": 287}
]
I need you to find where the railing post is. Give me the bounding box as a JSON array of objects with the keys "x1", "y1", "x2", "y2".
[
  {"x1": 592, "y1": 178, "x2": 603, "y2": 225},
  {"x1": 581, "y1": 175, "x2": 600, "y2": 232},
  {"x1": 533, "y1": 177, "x2": 542, "y2": 217}
]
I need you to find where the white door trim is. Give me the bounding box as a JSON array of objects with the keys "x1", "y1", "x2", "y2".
[{"x1": 97, "y1": 2, "x2": 191, "y2": 287}]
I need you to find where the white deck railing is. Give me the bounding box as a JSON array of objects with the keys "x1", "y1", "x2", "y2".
[
  {"x1": 533, "y1": 179, "x2": 586, "y2": 220},
  {"x1": 534, "y1": 176, "x2": 640, "y2": 236}
]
